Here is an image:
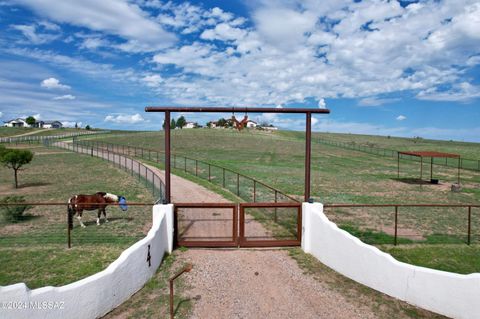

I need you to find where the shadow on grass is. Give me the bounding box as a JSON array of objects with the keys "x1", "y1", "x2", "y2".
[
  {"x1": 72, "y1": 216, "x2": 134, "y2": 228},
  {"x1": 1, "y1": 214, "x2": 42, "y2": 224},
  {"x1": 17, "y1": 182, "x2": 52, "y2": 188},
  {"x1": 391, "y1": 178, "x2": 438, "y2": 185}
]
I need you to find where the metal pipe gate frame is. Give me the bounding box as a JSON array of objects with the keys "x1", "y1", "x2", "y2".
[{"x1": 145, "y1": 106, "x2": 331, "y2": 204}]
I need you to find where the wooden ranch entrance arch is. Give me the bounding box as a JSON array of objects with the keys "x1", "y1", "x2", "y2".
[{"x1": 145, "y1": 106, "x2": 330, "y2": 247}]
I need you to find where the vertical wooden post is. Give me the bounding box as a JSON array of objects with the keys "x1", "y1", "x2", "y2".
[
  {"x1": 430, "y1": 157, "x2": 433, "y2": 181},
  {"x1": 458, "y1": 158, "x2": 461, "y2": 185},
  {"x1": 184, "y1": 157, "x2": 187, "y2": 172},
  {"x1": 237, "y1": 174, "x2": 240, "y2": 196},
  {"x1": 222, "y1": 168, "x2": 225, "y2": 188},
  {"x1": 394, "y1": 206, "x2": 398, "y2": 246},
  {"x1": 165, "y1": 111, "x2": 171, "y2": 203},
  {"x1": 208, "y1": 164, "x2": 211, "y2": 181},
  {"x1": 467, "y1": 206, "x2": 471, "y2": 245},
  {"x1": 420, "y1": 156, "x2": 423, "y2": 180},
  {"x1": 305, "y1": 112, "x2": 312, "y2": 202},
  {"x1": 195, "y1": 160, "x2": 198, "y2": 176},
  {"x1": 397, "y1": 152, "x2": 400, "y2": 178}
]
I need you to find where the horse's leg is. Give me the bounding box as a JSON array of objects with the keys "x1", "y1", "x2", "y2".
[
  {"x1": 103, "y1": 208, "x2": 108, "y2": 223},
  {"x1": 97, "y1": 209, "x2": 101, "y2": 225},
  {"x1": 77, "y1": 211, "x2": 86, "y2": 228}
]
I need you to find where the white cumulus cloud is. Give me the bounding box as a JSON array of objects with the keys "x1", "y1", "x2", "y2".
[
  {"x1": 396, "y1": 115, "x2": 407, "y2": 121},
  {"x1": 318, "y1": 98, "x2": 326, "y2": 108},
  {"x1": 41, "y1": 77, "x2": 70, "y2": 90},
  {"x1": 104, "y1": 113, "x2": 145, "y2": 124},
  {"x1": 53, "y1": 94, "x2": 76, "y2": 100},
  {"x1": 13, "y1": 0, "x2": 176, "y2": 52}
]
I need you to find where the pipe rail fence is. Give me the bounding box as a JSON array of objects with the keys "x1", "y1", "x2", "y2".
[
  {"x1": 316, "y1": 137, "x2": 480, "y2": 172},
  {"x1": 44, "y1": 140, "x2": 166, "y2": 203},
  {"x1": 0, "y1": 130, "x2": 110, "y2": 144},
  {"x1": 324, "y1": 204, "x2": 480, "y2": 246},
  {"x1": 72, "y1": 139, "x2": 299, "y2": 204},
  {"x1": 0, "y1": 202, "x2": 156, "y2": 249}
]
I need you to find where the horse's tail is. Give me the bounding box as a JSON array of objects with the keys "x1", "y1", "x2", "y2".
[{"x1": 67, "y1": 197, "x2": 74, "y2": 230}]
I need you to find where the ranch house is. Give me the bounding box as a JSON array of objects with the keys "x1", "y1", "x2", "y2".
[
  {"x1": 184, "y1": 122, "x2": 197, "y2": 129},
  {"x1": 36, "y1": 120, "x2": 63, "y2": 129},
  {"x1": 3, "y1": 118, "x2": 29, "y2": 127},
  {"x1": 3, "y1": 118, "x2": 63, "y2": 128},
  {"x1": 246, "y1": 120, "x2": 257, "y2": 128}
]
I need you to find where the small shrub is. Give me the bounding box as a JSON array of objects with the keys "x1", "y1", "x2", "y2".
[{"x1": 0, "y1": 196, "x2": 32, "y2": 223}]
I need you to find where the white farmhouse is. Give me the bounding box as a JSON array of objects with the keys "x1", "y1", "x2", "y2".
[
  {"x1": 184, "y1": 122, "x2": 196, "y2": 129},
  {"x1": 3, "y1": 118, "x2": 29, "y2": 127},
  {"x1": 246, "y1": 120, "x2": 257, "y2": 128},
  {"x1": 3, "y1": 118, "x2": 63, "y2": 128},
  {"x1": 41, "y1": 121, "x2": 63, "y2": 129}
]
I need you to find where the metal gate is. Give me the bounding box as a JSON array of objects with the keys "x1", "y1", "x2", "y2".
[{"x1": 174, "y1": 202, "x2": 301, "y2": 248}]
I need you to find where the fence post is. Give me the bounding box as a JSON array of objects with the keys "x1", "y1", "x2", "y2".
[
  {"x1": 184, "y1": 157, "x2": 187, "y2": 172},
  {"x1": 67, "y1": 215, "x2": 72, "y2": 249},
  {"x1": 208, "y1": 164, "x2": 211, "y2": 182},
  {"x1": 236, "y1": 173, "x2": 239, "y2": 196},
  {"x1": 195, "y1": 160, "x2": 198, "y2": 176},
  {"x1": 222, "y1": 168, "x2": 225, "y2": 188},
  {"x1": 274, "y1": 190, "x2": 278, "y2": 222},
  {"x1": 253, "y1": 180, "x2": 256, "y2": 202},
  {"x1": 468, "y1": 206, "x2": 472, "y2": 245},
  {"x1": 394, "y1": 206, "x2": 398, "y2": 246}
]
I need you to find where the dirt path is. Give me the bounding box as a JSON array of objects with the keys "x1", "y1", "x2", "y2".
[
  {"x1": 178, "y1": 249, "x2": 377, "y2": 319},
  {"x1": 143, "y1": 163, "x2": 271, "y2": 241},
  {"x1": 141, "y1": 165, "x2": 377, "y2": 318}
]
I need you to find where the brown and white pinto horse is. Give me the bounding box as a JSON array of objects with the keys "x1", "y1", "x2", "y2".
[{"x1": 67, "y1": 192, "x2": 125, "y2": 228}]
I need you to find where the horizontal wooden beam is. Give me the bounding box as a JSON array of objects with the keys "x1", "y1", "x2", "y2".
[{"x1": 145, "y1": 106, "x2": 330, "y2": 114}]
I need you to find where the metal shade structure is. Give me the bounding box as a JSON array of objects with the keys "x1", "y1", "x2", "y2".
[
  {"x1": 397, "y1": 151, "x2": 461, "y2": 184},
  {"x1": 145, "y1": 106, "x2": 331, "y2": 203}
]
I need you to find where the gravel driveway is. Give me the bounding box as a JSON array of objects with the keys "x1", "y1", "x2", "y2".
[{"x1": 179, "y1": 249, "x2": 377, "y2": 319}]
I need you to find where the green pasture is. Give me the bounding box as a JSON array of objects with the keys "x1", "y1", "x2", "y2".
[
  {"x1": 87, "y1": 129, "x2": 480, "y2": 273},
  {"x1": 0, "y1": 145, "x2": 154, "y2": 287}
]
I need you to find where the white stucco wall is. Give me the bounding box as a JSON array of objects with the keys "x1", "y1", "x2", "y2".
[
  {"x1": 302, "y1": 203, "x2": 480, "y2": 319},
  {"x1": 0, "y1": 204, "x2": 174, "y2": 319}
]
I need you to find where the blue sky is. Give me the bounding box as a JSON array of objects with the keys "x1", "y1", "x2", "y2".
[{"x1": 0, "y1": 0, "x2": 479, "y2": 141}]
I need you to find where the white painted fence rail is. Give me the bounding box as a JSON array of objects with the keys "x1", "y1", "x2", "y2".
[
  {"x1": 0, "y1": 204, "x2": 174, "y2": 319},
  {"x1": 302, "y1": 203, "x2": 480, "y2": 319}
]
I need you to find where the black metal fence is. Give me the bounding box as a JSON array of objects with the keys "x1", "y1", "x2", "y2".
[
  {"x1": 0, "y1": 130, "x2": 110, "y2": 144},
  {"x1": 324, "y1": 204, "x2": 479, "y2": 246},
  {"x1": 73, "y1": 139, "x2": 299, "y2": 204},
  {"x1": 45, "y1": 140, "x2": 165, "y2": 202},
  {"x1": 317, "y1": 138, "x2": 480, "y2": 172}
]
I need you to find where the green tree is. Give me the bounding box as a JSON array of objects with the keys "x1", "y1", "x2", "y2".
[
  {"x1": 170, "y1": 118, "x2": 176, "y2": 129},
  {"x1": 0, "y1": 149, "x2": 34, "y2": 188},
  {"x1": 217, "y1": 118, "x2": 227, "y2": 127},
  {"x1": 176, "y1": 116, "x2": 186, "y2": 129},
  {"x1": 25, "y1": 116, "x2": 36, "y2": 127},
  {"x1": 85, "y1": 125, "x2": 91, "y2": 130}
]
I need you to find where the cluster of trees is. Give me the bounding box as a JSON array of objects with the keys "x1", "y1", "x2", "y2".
[
  {"x1": 0, "y1": 145, "x2": 34, "y2": 188},
  {"x1": 162, "y1": 116, "x2": 198, "y2": 129}
]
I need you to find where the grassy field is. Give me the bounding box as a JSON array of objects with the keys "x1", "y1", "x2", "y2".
[
  {"x1": 0, "y1": 144, "x2": 154, "y2": 288},
  {"x1": 86, "y1": 129, "x2": 480, "y2": 273},
  {"x1": 0, "y1": 127, "x2": 39, "y2": 137},
  {"x1": 312, "y1": 131, "x2": 480, "y2": 159}
]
